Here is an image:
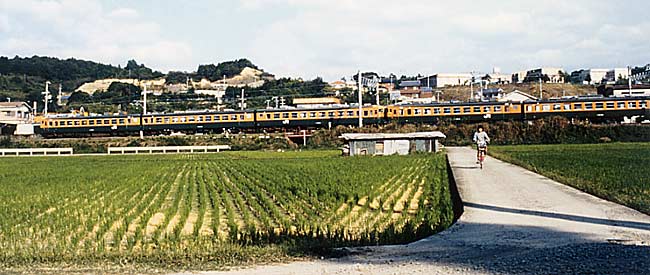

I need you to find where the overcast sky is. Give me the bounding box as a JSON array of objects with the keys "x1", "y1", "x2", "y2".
[{"x1": 1, "y1": 0, "x2": 649, "y2": 80}]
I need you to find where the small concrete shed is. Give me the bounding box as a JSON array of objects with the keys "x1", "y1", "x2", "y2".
[{"x1": 340, "y1": 131, "x2": 446, "y2": 156}]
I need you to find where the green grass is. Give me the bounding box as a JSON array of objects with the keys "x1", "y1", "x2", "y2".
[
  {"x1": 0, "y1": 150, "x2": 453, "y2": 271},
  {"x1": 490, "y1": 143, "x2": 650, "y2": 215}
]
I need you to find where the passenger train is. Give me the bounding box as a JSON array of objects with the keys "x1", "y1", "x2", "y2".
[{"x1": 35, "y1": 96, "x2": 650, "y2": 137}]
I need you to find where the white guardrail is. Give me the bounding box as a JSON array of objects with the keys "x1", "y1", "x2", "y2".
[
  {"x1": 107, "y1": 145, "x2": 231, "y2": 155},
  {"x1": 0, "y1": 148, "x2": 73, "y2": 156}
]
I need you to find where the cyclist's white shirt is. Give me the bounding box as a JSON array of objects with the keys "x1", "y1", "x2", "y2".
[{"x1": 473, "y1": 131, "x2": 490, "y2": 147}]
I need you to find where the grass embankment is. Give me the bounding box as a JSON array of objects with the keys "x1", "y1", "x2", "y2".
[
  {"x1": 0, "y1": 150, "x2": 453, "y2": 272},
  {"x1": 490, "y1": 143, "x2": 650, "y2": 215}
]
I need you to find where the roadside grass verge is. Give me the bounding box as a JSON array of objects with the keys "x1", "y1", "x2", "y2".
[{"x1": 490, "y1": 143, "x2": 650, "y2": 215}]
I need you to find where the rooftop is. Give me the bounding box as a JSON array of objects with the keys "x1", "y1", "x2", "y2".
[{"x1": 340, "y1": 131, "x2": 446, "y2": 141}]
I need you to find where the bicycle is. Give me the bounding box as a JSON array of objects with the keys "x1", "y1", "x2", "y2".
[{"x1": 477, "y1": 145, "x2": 487, "y2": 169}]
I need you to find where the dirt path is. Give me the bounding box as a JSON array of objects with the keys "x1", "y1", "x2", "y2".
[{"x1": 181, "y1": 147, "x2": 650, "y2": 275}]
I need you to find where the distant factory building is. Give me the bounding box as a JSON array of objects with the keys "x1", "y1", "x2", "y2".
[
  {"x1": 340, "y1": 131, "x2": 446, "y2": 156},
  {"x1": 522, "y1": 68, "x2": 565, "y2": 83},
  {"x1": 293, "y1": 97, "x2": 342, "y2": 108},
  {"x1": 597, "y1": 84, "x2": 650, "y2": 97},
  {"x1": 570, "y1": 69, "x2": 610, "y2": 85},
  {"x1": 420, "y1": 74, "x2": 472, "y2": 88}
]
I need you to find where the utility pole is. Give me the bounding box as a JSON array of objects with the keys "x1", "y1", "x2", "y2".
[
  {"x1": 265, "y1": 99, "x2": 271, "y2": 109},
  {"x1": 357, "y1": 70, "x2": 363, "y2": 127},
  {"x1": 628, "y1": 66, "x2": 632, "y2": 96},
  {"x1": 43, "y1": 81, "x2": 51, "y2": 115},
  {"x1": 240, "y1": 89, "x2": 245, "y2": 110},
  {"x1": 279, "y1": 97, "x2": 286, "y2": 107},
  {"x1": 57, "y1": 84, "x2": 63, "y2": 106},
  {"x1": 539, "y1": 78, "x2": 543, "y2": 100},
  {"x1": 376, "y1": 86, "x2": 380, "y2": 106},
  {"x1": 142, "y1": 84, "x2": 148, "y2": 114},
  {"x1": 469, "y1": 74, "x2": 474, "y2": 102}
]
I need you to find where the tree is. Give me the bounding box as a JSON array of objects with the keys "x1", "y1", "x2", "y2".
[{"x1": 67, "y1": 91, "x2": 91, "y2": 103}]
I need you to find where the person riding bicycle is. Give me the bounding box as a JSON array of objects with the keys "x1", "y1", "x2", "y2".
[{"x1": 473, "y1": 126, "x2": 490, "y2": 163}]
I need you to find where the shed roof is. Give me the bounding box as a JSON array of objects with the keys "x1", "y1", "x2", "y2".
[{"x1": 340, "y1": 131, "x2": 446, "y2": 141}]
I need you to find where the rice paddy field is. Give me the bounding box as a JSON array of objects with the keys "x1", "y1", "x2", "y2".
[
  {"x1": 0, "y1": 150, "x2": 454, "y2": 271},
  {"x1": 490, "y1": 143, "x2": 650, "y2": 215}
]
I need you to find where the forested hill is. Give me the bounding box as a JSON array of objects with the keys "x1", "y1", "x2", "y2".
[
  {"x1": 0, "y1": 56, "x2": 265, "y2": 104},
  {"x1": 0, "y1": 56, "x2": 163, "y2": 102}
]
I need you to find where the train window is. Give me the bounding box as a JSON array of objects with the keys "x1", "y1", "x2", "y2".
[
  {"x1": 463, "y1": 107, "x2": 470, "y2": 113},
  {"x1": 414, "y1": 109, "x2": 421, "y2": 115},
  {"x1": 434, "y1": 108, "x2": 440, "y2": 114},
  {"x1": 180, "y1": 117, "x2": 186, "y2": 123},
  {"x1": 81, "y1": 120, "x2": 87, "y2": 126},
  {"x1": 164, "y1": 117, "x2": 171, "y2": 123},
  {"x1": 230, "y1": 115, "x2": 237, "y2": 120},
  {"x1": 240, "y1": 115, "x2": 245, "y2": 120},
  {"x1": 219, "y1": 115, "x2": 226, "y2": 121},
  {"x1": 453, "y1": 107, "x2": 461, "y2": 113},
  {"x1": 424, "y1": 109, "x2": 431, "y2": 115},
  {"x1": 617, "y1": 102, "x2": 626, "y2": 108},
  {"x1": 494, "y1": 106, "x2": 502, "y2": 112},
  {"x1": 74, "y1": 121, "x2": 80, "y2": 126},
  {"x1": 172, "y1": 117, "x2": 178, "y2": 123},
  {"x1": 407, "y1": 109, "x2": 412, "y2": 115},
  {"x1": 118, "y1": 119, "x2": 125, "y2": 124},
  {"x1": 144, "y1": 118, "x2": 149, "y2": 124},
  {"x1": 283, "y1": 113, "x2": 290, "y2": 118},
  {"x1": 573, "y1": 103, "x2": 583, "y2": 110},
  {"x1": 89, "y1": 120, "x2": 94, "y2": 126},
  {"x1": 198, "y1": 116, "x2": 204, "y2": 122},
  {"x1": 274, "y1": 113, "x2": 280, "y2": 119},
  {"x1": 585, "y1": 103, "x2": 593, "y2": 110},
  {"x1": 212, "y1": 116, "x2": 218, "y2": 121},
  {"x1": 206, "y1": 116, "x2": 212, "y2": 122},
  {"x1": 399, "y1": 109, "x2": 404, "y2": 115},
  {"x1": 553, "y1": 104, "x2": 561, "y2": 111},
  {"x1": 595, "y1": 103, "x2": 604, "y2": 109},
  {"x1": 328, "y1": 112, "x2": 334, "y2": 117},
  {"x1": 320, "y1": 112, "x2": 327, "y2": 117},
  {"x1": 337, "y1": 111, "x2": 344, "y2": 117},
  {"x1": 483, "y1": 106, "x2": 491, "y2": 112},
  {"x1": 629, "y1": 102, "x2": 637, "y2": 108},
  {"x1": 47, "y1": 121, "x2": 52, "y2": 127},
  {"x1": 443, "y1": 108, "x2": 451, "y2": 114},
  {"x1": 564, "y1": 104, "x2": 571, "y2": 110},
  {"x1": 111, "y1": 119, "x2": 117, "y2": 124},
  {"x1": 374, "y1": 110, "x2": 378, "y2": 115},
  {"x1": 473, "y1": 107, "x2": 481, "y2": 112},
  {"x1": 302, "y1": 112, "x2": 308, "y2": 118},
  {"x1": 512, "y1": 105, "x2": 519, "y2": 110},
  {"x1": 292, "y1": 113, "x2": 298, "y2": 118},
  {"x1": 606, "y1": 102, "x2": 614, "y2": 109},
  {"x1": 526, "y1": 106, "x2": 532, "y2": 112},
  {"x1": 265, "y1": 114, "x2": 270, "y2": 119},
  {"x1": 542, "y1": 105, "x2": 550, "y2": 111},
  {"x1": 188, "y1": 117, "x2": 195, "y2": 122},
  {"x1": 309, "y1": 112, "x2": 316, "y2": 118}
]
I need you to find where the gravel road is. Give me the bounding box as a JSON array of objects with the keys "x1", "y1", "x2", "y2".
[{"x1": 187, "y1": 147, "x2": 650, "y2": 275}]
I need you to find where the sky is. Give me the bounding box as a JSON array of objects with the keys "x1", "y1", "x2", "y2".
[{"x1": 1, "y1": 0, "x2": 649, "y2": 81}]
